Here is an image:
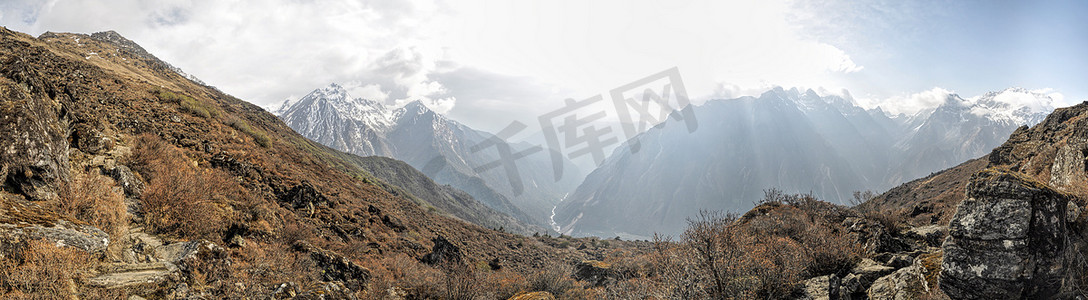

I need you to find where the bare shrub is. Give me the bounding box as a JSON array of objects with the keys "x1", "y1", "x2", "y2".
[
  {"x1": 683, "y1": 210, "x2": 740, "y2": 298},
  {"x1": 650, "y1": 233, "x2": 707, "y2": 299},
  {"x1": 130, "y1": 134, "x2": 241, "y2": 239},
  {"x1": 655, "y1": 194, "x2": 864, "y2": 298},
  {"x1": 850, "y1": 190, "x2": 877, "y2": 207},
  {"x1": 55, "y1": 172, "x2": 128, "y2": 249},
  {"x1": 0, "y1": 240, "x2": 95, "y2": 298},
  {"x1": 527, "y1": 263, "x2": 579, "y2": 296},
  {"x1": 364, "y1": 253, "x2": 444, "y2": 299}
]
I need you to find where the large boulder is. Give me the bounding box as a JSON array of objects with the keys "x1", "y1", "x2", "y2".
[
  {"x1": 0, "y1": 192, "x2": 108, "y2": 253},
  {"x1": 867, "y1": 263, "x2": 929, "y2": 300},
  {"x1": 421, "y1": 235, "x2": 464, "y2": 266},
  {"x1": 293, "y1": 241, "x2": 371, "y2": 290},
  {"x1": 799, "y1": 275, "x2": 840, "y2": 300},
  {"x1": 573, "y1": 260, "x2": 620, "y2": 287},
  {"x1": 0, "y1": 55, "x2": 71, "y2": 201},
  {"x1": 940, "y1": 169, "x2": 1067, "y2": 299}
]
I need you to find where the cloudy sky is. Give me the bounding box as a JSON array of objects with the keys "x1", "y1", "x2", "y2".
[{"x1": 1, "y1": 0, "x2": 1086, "y2": 133}]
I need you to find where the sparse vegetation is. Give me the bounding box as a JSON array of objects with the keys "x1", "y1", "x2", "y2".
[
  {"x1": 228, "y1": 117, "x2": 272, "y2": 148},
  {"x1": 54, "y1": 172, "x2": 128, "y2": 256},
  {"x1": 130, "y1": 134, "x2": 239, "y2": 239},
  {"x1": 156, "y1": 88, "x2": 220, "y2": 118},
  {"x1": 637, "y1": 190, "x2": 863, "y2": 298},
  {"x1": 0, "y1": 240, "x2": 123, "y2": 299},
  {"x1": 850, "y1": 190, "x2": 877, "y2": 206}
]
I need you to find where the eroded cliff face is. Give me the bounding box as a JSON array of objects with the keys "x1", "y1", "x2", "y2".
[
  {"x1": 940, "y1": 169, "x2": 1068, "y2": 299},
  {"x1": 0, "y1": 44, "x2": 71, "y2": 201}
]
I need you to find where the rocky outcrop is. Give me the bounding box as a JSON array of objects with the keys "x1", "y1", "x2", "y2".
[
  {"x1": 867, "y1": 263, "x2": 929, "y2": 300},
  {"x1": 0, "y1": 192, "x2": 108, "y2": 253},
  {"x1": 0, "y1": 52, "x2": 71, "y2": 201},
  {"x1": 842, "y1": 216, "x2": 908, "y2": 254},
  {"x1": 574, "y1": 260, "x2": 620, "y2": 287},
  {"x1": 421, "y1": 235, "x2": 464, "y2": 266},
  {"x1": 294, "y1": 241, "x2": 371, "y2": 290},
  {"x1": 280, "y1": 181, "x2": 329, "y2": 209},
  {"x1": 107, "y1": 165, "x2": 144, "y2": 198},
  {"x1": 940, "y1": 169, "x2": 1068, "y2": 299}
]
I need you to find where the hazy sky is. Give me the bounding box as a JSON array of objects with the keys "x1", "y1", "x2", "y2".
[{"x1": 2, "y1": 0, "x2": 1085, "y2": 133}]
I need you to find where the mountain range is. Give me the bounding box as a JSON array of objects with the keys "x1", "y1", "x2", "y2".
[
  {"x1": 274, "y1": 85, "x2": 583, "y2": 228},
  {"x1": 553, "y1": 86, "x2": 1056, "y2": 238}
]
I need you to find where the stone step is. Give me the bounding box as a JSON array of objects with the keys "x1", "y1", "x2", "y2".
[
  {"x1": 97, "y1": 262, "x2": 174, "y2": 273},
  {"x1": 87, "y1": 269, "x2": 173, "y2": 289}
]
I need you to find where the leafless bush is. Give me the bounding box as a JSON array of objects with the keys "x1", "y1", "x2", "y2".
[
  {"x1": 850, "y1": 190, "x2": 877, "y2": 207},
  {"x1": 528, "y1": 263, "x2": 578, "y2": 296},
  {"x1": 0, "y1": 240, "x2": 94, "y2": 298},
  {"x1": 650, "y1": 233, "x2": 707, "y2": 299},
  {"x1": 682, "y1": 210, "x2": 739, "y2": 298},
  {"x1": 56, "y1": 172, "x2": 128, "y2": 253},
  {"x1": 131, "y1": 134, "x2": 237, "y2": 239}
]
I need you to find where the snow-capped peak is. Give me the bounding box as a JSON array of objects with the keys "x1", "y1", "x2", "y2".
[
  {"x1": 277, "y1": 83, "x2": 395, "y2": 130},
  {"x1": 969, "y1": 87, "x2": 1054, "y2": 126},
  {"x1": 400, "y1": 100, "x2": 431, "y2": 114},
  {"x1": 768, "y1": 87, "x2": 865, "y2": 116}
]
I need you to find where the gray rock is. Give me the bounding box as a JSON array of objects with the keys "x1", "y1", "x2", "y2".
[
  {"x1": 420, "y1": 235, "x2": 463, "y2": 266},
  {"x1": 71, "y1": 122, "x2": 113, "y2": 155},
  {"x1": 228, "y1": 235, "x2": 246, "y2": 248},
  {"x1": 0, "y1": 62, "x2": 71, "y2": 201},
  {"x1": 842, "y1": 217, "x2": 907, "y2": 254},
  {"x1": 902, "y1": 225, "x2": 947, "y2": 247},
  {"x1": 852, "y1": 258, "x2": 896, "y2": 280},
  {"x1": 800, "y1": 275, "x2": 838, "y2": 300},
  {"x1": 1068, "y1": 201, "x2": 1082, "y2": 222},
  {"x1": 574, "y1": 260, "x2": 620, "y2": 287},
  {"x1": 868, "y1": 264, "x2": 929, "y2": 300},
  {"x1": 0, "y1": 220, "x2": 109, "y2": 253},
  {"x1": 107, "y1": 165, "x2": 144, "y2": 198},
  {"x1": 940, "y1": 170, "x2": 1067, "y2": 299},
  {"x1": 0, "y1": 193, "x2": 109, "y2": 253},
  {"x1": 1049, "y1": 138, "x2": 1086, "y2": 189},
  {"x1": 874, "y1": 251, "x2": 923, "y2": 269},
  {"x1": 837, "y1": 259, "x2": 896, "y2": 299},
  {"x1": 294, "y1": 241, "x2": 370, "y2": 290}
]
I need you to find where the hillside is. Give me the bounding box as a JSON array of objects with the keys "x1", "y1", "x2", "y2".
[
  {"x1": 0, "y1": 27, "x2": 631, "y2": 298},
  {"x1": 344, "y1": 155, "x2": 543, "y2": 235}
]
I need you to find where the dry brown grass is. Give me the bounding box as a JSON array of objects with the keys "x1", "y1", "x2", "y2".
[
  {"x1": 363, "y1": 253, "x2": 444, "y2": 299},
  {"x1": 638, "y1": 192, "x2": 864, "y2": 299},
  {"x1": 129, "y1": 134, "x2": 251, "y2": 240},
  {"x1": 0, "y1": 240, "x2": 103, "y2": 299},
  {"x1": 55, "y1": 172, "x2": 128, "y2": 256}
]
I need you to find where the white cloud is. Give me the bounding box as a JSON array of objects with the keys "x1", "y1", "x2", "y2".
[
  {"x1": 1032, "y1": 88, "x2": 1069, "y2": 107},
  {"x1": 862, "y1": 87, "x2": 955, "y2": 116},
  {"x1": 2, "y1": 0, "x2": 864, "y2": 129},
  {"x1": 346, "y1": 83, "x2": 389, "y2": 102},
  {"x1": 709, "y1": 82, "x2": 775, "y2": 100}
]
